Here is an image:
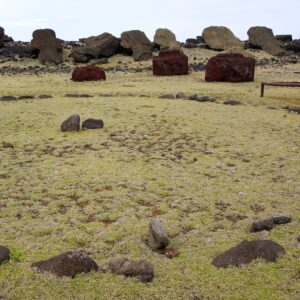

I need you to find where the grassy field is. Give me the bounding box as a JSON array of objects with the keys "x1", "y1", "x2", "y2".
[{"x1": 0, "y1": 51, "x2": 300, "y2": 299}]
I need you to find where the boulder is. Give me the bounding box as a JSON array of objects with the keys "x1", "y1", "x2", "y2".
[
  {"x1": 72, "y1": 33, "x2": 120, "y2": 63},
  {"x1": 154, "y1": 28, "x2": 180, "y2": 50},
  {"x1": 251, "y1": 218, "x2": 274, "y2": 232},
  {"x1": 0, "y1": 246, "x2": 10, "y2": 264},
  {"x1": 31, "y1": 251, "x2": 98, "y2": 277},
  {"x1": 205, "y1": 53, "x2": 255, "y2": 83},
  {"x1": 153, "y1": 49, "x2": 188, "y2": 76},
  {"x1": 202, "y1": 26, "x2": 244, "y2": 51},
  {"x1": 108, "y1": 258, "x2": 154, "y2": 282},
  {"x1": 31, "y1": 29, "x2": 63, "y2": 64},
  {"x1": 3, "y1": 34, "x2": 13, "y2": 43},
  {"x1": 247, "y1": 26, "x2": 285, "y2": 56},
  {"x1": 0, "y1": 27, "x2": 4, "y2": 48},
  {"x1": 71, "y1": 65, "x2": 106, "y2": 82},
  {"x1": 120, "y1": 30, "x2": 152, "y2": 61},
  {"x1": 60, "y1": 114, "x2": 80, "y2": 132},
  {"x1": 276, "y1": 35, "x2": 293, "y2": 42},
  {"x1": 212, "y1": 240, "x2": 285, "y2": 268},
  {"x1": 272, "y1": 213, "x2": 292, "y2": 224},
  {"x1": 82, "y1": 118, "x2": 104, "y2": 129},
  {"x1": 148, "y1": 218, "x2": 170, "y2": 250}
]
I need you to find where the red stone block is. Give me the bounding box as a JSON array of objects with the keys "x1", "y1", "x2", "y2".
[
  {"x1": 153, "y1": 50, "x2": 188, "y2": 76},
  {"x1": 71, "y1": 65, "x2": 106, "y2": 82},
  {"x1": 205, "y1": 53, "x2": 255, "y2": 83}
]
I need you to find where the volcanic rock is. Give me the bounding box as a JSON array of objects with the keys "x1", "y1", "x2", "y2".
[
  {"x1": 251, "y1": 218, "x2": 274, "y2": 232},
  {"x1": 276, "y1": 35, "x2": 293, "y2": 42},
  {"x1": 148, "y1": 218, "x2": 170, "y2": 250},
  {"x1": 247, "y1": 27, "x2": 285, "y2": 56},
  {"x1": 82, "y1": 118, "x2": 104, "y2": 129},
  {"x1": 71, "y1": 65, "x2": 106, "y2": 82},
  {"x1": 154, "y1": 28, "x2": 180, "y2": 50},
  {"x1": 153, "y1": 49, "x2": 188, "y2": 76},
  {"x1": 31, "y1": 29, "x2": 63, "y2": 64},
  {"x1": 108, "y1": 258, "x2": 154, "y2": 282},
  {"x1": 120, "y1": 30, "x2": 152, "y2": 61},
  {"x1": 202, "y1": 26, "x2": 244, "y2": 51},
  {"x1": 272, "y1": 213, "x2": 292, "y2": 224},
  {"x1": 72, "y1": 33, "x2": 120, "y2": 63},
  {"x1": 60, "y1": 114, "x2": 80, "y2": 132},
  {"x1": 0, "y1": 246, "x2": 10, "y2": 264},
  {"x1": 0, "y1": 27, "x2": 4, "y2": 48},
  {"x1": 31, "y1": 251, "x2": 98, "y2": 277},
  {"x1": 212, "y1": 240, "x2": 285, "y2": 268},
  {"x1": 223, "y1": 100, "x2": 242, "y2": 105},
  {"x1": 205, "y1": 53, "x2": 255, "y2": 83},
  {"x1": 0, "y1": 96, "x2": 17, "y2": 101}
]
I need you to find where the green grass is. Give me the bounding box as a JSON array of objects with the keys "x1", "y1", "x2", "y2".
[{"x1": 0, "y1": 54, "x2": 300, "y2": 299}]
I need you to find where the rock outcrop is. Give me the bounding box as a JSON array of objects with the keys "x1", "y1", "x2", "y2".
[
  {"x1": 205, "y1": 53, "x2": 255, "y2": 83},
  {"x1": 120, "y1": 30, "x2": 152, "y2": 61},
  {"x1": 153, "y1": 28, "x2": 180, "y2": 50},
  {"x1": 202, "y1": 26, "x2": 244, "y2": 51},
  {"x1": 247, "y1": 26, "x2": 285, "y2": 56},
  {"x1": 31, "y1": 29, "x2": 63, "y2": 64},
  {"x1": 71, "y1": 65, "x2": 106, "y2": 82},
  {"x1": 153, "y1": 49, "x2": 188, "y2": 76}
]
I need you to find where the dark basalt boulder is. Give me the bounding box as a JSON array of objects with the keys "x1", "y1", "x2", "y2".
[
  {"x1": 0, "y1": 246, "x2": 10, "y2": 264},
  {"x1": 31, "y1": 251, "x2": 98, "y2": 277},
  {"x1": 247, "y1": 27, "x2": 285, "y2": 56},
  {"x1": 3, "y1": 34, "x2": 13, "y2": 43},
  {"x1": 71, "y1": 65, "x2": 106, "y2": 82},
  {"x1": 120, "y1": 30, "x2": 152, "y2": 61},
  {"x1": 82, "y1": 118, "x2": 104, "y2": 129},
  {"x1": 60, "y1": 114, "x2": 80, "y2": 132},
  {"x1": 0, "y1": 27, "x2": 4, "y2": 48},
  {"x1": 153, "y1": 49, "x2": 188, "y2": 76},
  {"x1": 108, "y1": 258, "x2": 154, "y2": 282},
  {"x1": 72, "y1": 33, "x2": 120, "y2": 63},
  {"x1": 276, "y1": 35, "x2": 293, "y2": 42},
  {"x1": 212, "y1": 240, "x2": 285, "y2": 268},
  {"x1": 148, "y1": 218, "x2": 170, "y2": 250},
  {"x1": 31, "y1": 29, "x2": 63, "y2": 64},
  {"x1": 205, "y1": 53, "x2": 255, "y2": 83}
]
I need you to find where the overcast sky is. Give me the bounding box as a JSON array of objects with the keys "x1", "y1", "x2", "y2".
[{"x1": 0, "y1": 0, "x2": 299, "y2": 42}]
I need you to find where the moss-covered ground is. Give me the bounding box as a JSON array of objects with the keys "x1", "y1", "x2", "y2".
[{"x1": 0, "y1": 50, "x2": 299, "y2": 299}]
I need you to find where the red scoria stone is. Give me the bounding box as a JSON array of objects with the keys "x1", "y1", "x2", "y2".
[{"x1": 71, "y1": 65, "x2": 106, "y2": 82}]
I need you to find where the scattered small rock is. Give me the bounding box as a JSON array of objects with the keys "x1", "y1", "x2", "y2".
[
  {"x1": 31, "y1": 251, "x2": 98, "y2": 277},
  {"x1": 251, "y1": 218, "x2": 274, "y2": 232},
  {"x1": 18, "y1": 95, "x2": 35, "y2": 100},
  {"x1": 175, "y1": 92, "x2": 186, "y2": 99},
  {"x1": 0, "y1": 96, "x2": 17, "y2": 101},
  {"x1": 223, "y1": 100, "x2": 242, "y2": 105},
  {"x1": 2, "y1": 141, "x2": 14, "y2": 149},
  {"x1": 212, "y1": 240, "x2": 285, "y2": 268},
  {"x1": 99, "y1": 93, "x2": 113, "y2": 97},
  {"x1": 272, "y1": 213, "x2": 292, "y2": 224},
  {"x1": 60, "y1": 114, "x2": 80, "y2": 132},
  {"x1": 148, "y1": 218, "x2": 170, "y2": 250},
  {"x1": 108, "y1": 258, "x2": 154, "y2": 282},
  {"x1": 158, "y1": 94, "x2": 175, "y2": 99},
  {"x1": 0, "y1": 246, "x2": 10, "y2": 264},
  {"x1": 64, "y1": 94, "x2": 93, "y2": 98},
  {"x1": 286, "y1": 106, "x2": 300, "y2": 114},
  {"x1": 38, "y1": 94, "x2": 53, "y2": 99},
  {"x1": 82, "y1": 118, "x2": 104, "y2": 129}
]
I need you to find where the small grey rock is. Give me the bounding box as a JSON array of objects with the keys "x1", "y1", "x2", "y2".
[
  {"x1": 82, "y1": 118, "x2": 104, "y2": 129},
  {"x1": 0, "y1": 96, "x2": 17, "y2": 101},
  {"x1": 38, "y1": 94, "x2": 53, "y2": 99},
  {"x1": 148, "y1": 218, "x2": 170, "y2": 250},
  {"x1": 272, "y1": 213, "x2": 292, "y2": 224},
  {"x1": 18, "y1": 95, "x2": 35, "y2": 100},
  {"x1": 108, "y1": 258, "x2": 154, "y2": 282},
  {"x1": 0, "y1": 246, "x2": 10, "y2": 264},
  {"x1": 175, "y1": 92, "x2": 186, "y2": 99},
  {"x1": 2, "y1": 141, "x2": 14, "y2": 149},
  {"x1": 223, "y1": 100, "x2": 242, "y2": 105},
  {"x1": 251, "y1": 218, "x2": 274, "y2": 232},
  {"x1": 60, "y1": 114, "x2": 80, "y2": 132}
]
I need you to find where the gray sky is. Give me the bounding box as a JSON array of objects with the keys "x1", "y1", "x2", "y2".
[{"x1": 1, "y1": 0, "x2": 299, "y2": 42}]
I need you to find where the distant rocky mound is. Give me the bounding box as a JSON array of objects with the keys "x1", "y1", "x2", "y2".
[
  {"x1": 153, "y1": 28, "x2": 180, "y2": 50},
  {"x1": 120, "y1": 30, "x2": 152, "y2": 61},
  {"x1": 202, "y1": 26, "x2": 244, "y2": 51},
  {"x1": 72, "y1": 33, "x2": 120, "y2": 63},
  {"x1": 247, "y1": 26, "x2": 285, "y2": 56},
  {"x1": 31, "y1": 29, "x2": 63, "y2": 64}
]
